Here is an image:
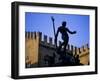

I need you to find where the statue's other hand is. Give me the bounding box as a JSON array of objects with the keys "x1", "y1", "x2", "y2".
[{"x1": 73, "y1": 31, "x2": 77, "y2": 34}]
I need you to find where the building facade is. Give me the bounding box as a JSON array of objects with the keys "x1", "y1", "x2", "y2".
[{"x1": 25, "y1": 32, "x2": 89, "y2": 68}]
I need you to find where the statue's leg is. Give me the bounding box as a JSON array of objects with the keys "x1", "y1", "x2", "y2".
[
  {"x1": 56, "y1": 42, "x2": 64, "y2": 54},
  {"x1": 58, "y1": 42, "x2": 64, "y2": 50},
  {"x1": 64, "y1": 38, "x2": 69, "y2": 52}
]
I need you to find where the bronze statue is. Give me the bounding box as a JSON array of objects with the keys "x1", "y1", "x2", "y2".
[{"x1": 55, "y1": 21, "x2": 76, "y2": 52}]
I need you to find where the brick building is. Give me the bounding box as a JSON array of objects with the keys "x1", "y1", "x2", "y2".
[{"x1": 25, "y1": 32, "x2": 89, "y2": 68}]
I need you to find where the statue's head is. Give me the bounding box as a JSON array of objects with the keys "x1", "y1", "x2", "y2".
[{"x1": 62, "y1": 21, "x2": 66, "y2": 27}]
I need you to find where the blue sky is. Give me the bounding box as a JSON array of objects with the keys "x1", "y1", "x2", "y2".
[{"x1": 25, "y1": 12, "x2": 89, "y2": 47}]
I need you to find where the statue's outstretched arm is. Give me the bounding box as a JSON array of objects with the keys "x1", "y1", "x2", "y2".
[{"x1": 67, "y1": 28, "x2": 76, "y2": 34}]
